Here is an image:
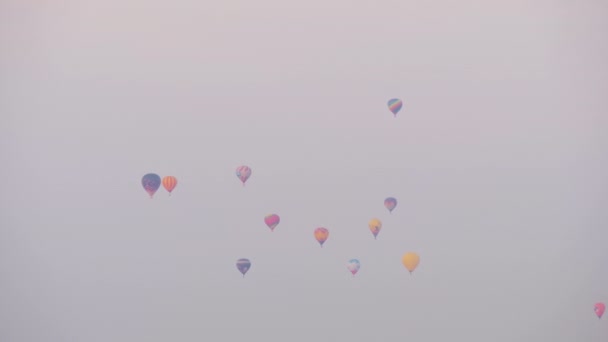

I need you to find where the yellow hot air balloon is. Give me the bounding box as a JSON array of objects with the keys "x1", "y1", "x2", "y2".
[
  {"x1": 401, "y1": 252, "x2": 420, "y2": 275},
  {"x1": 368, "y1": 218, "x2": 382, "y2": 239}
]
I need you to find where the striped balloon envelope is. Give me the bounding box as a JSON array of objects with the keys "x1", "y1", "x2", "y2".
[
  {"x1": 387, "y1": 98, "x2": 403, "y2": 117},
  {"x1": 162, "y1": 176, "x2": 178, "y2": 195}
]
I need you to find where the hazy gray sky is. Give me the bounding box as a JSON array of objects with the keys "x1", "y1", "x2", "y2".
[{"x1": 1, "y1": 0, "x2": 607, "y2": 341}]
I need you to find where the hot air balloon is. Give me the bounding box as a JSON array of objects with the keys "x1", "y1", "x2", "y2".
[
  {"x1": 347, "y1": 259, "x2": 360, "y2": 276},
  {"x1": 264, "y1": 214, "x2": 280, "y2": 232},
  {"x1": 384, "y1": 197, "x2": 397, "y2": 214},
  {"x1": 162, "y1": 176, "x2": 178, "y2": 195},
  {"x1": 314, "y1": 227, "x2": 329, "y2": 247},
  {"x1": 236, "y1": 258, "x2": 251, "y2": 278},
  {"x1": 236, "y1": 165, "x2": 251, "y2": 186},
  {"x1": 595, "y1": 302, "x2": 605, "y2": 319},
  {"x1": 401, "y1": 252, "x2": 420, "y2": 275},
  {"x1": 368, "y1": 218, "x2": 382, "y2": 239},
  {"x1": 387, "y1": 98, "x2": 403, "y2": 117},
  {"x1": 141, "y1": 173, "x2": 161, "y2": 199}
]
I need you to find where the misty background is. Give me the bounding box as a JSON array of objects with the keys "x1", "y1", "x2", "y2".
[{"x1": 1, "y1": 0, "x2": 607, "y2": 341}]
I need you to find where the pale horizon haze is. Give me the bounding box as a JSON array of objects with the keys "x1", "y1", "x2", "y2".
[{"x1": 1, "y1": 1, "x2": 607, "y2": 341}]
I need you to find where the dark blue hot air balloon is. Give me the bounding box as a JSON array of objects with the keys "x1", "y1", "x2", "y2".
[
  {"x1": 141, "y1": 173, "x2": 161, "y2": 199},
  {"x1": 236, "y1": 258, "x2": 251, "y2": 278}
]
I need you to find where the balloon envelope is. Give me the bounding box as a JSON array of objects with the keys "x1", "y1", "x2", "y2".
[
  {"x1": 142, "y1": 173, "x2": 161, "y2": 198},
  {"x1": 401, "y1": 252, "x2": 420, "y2": 274},
  {"x1": 387, "y1": 98, "x2": 403, "y2": 116},
  {"x1": 368, "y1": 218, "x2": 382, "y2": 239},
  {"x1": 162, "y1": 176, "x2": 178, "y2": 194},
  {"x1": 384, "y1": 197, "x2": 397, "y2": 213},
  {"x1": 347, "y1": 259, "x2": 360, "y2": 276},
  {"x1": 264, "y1": 214, "x2": 280, "y2": 232},
  {"x1": 595, "y1": 302, "x2": 605, "y2": 319},
  {"x1": 236, "y1": 258, "x2": 251, "y2": 277},
  {"x1": 314, "y1": 227, "x2": 329, "y2": 247},
  {"x1": 236, "y1": 165, "x2": 252, "y2": 185}
]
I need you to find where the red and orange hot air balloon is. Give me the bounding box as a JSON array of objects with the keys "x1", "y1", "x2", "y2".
[
  {"x1": 162, "y1": 176, "x2": 178, "y2": 195},
  {"x1": 314, "y1": 227, "x2": 329, "y2": 247}
]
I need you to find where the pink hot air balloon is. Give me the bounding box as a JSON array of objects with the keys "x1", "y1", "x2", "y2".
[
  {"x1": 264, "y1": 214, "x2": 280, "y2": 232},
  {"x1": 236, "y1": 165, "x2": 252, "y2": 186},
  {"x1": 595, "y1": 302, "x2": 605, "y2": 319}
]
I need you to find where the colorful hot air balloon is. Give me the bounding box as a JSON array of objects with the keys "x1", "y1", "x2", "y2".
[
  {"x1": 236, "y1": 258, "x2": 251, "y2": 278},
  {"x1": 236, "y1": 165, "x2": 251, "y2": 186},
  {"x1": 162, "y1": 176, "x2": 178, "y2": 195},
  {"x1": 595, "y1": 302, "x2": 605, "y2": 319},
  {"x1": 384, "y1": 197, "x2": 397, "y2": 214},
  {"x1": 368, "y1": 218, "x2": 382, "y2": 239},
  {"x1": 347, "y1": 259, "x2": 360, "y2": 276},
  {"x1": 387, "y1": 98, "x2": 403, "y2": 117},
  {"x1": 314, "y1": 227, "x2": 329, "y2": 247},
  {"x1": 264, "y1": 214, "x2": 280, "y2": 232},
  {"x1": 141, "y1": 173, "x2": 161, "y2": 199},
  {"x1": 401, "y1": 252, "x2": 420, "y2": 275}
]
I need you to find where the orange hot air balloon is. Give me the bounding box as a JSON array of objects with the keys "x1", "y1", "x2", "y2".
[
  {"x1": 401, "y1": 252, "x2": 420, "y2": 275},
  {"x1": 314, "y1": 227, "x2": 329, "y2": 247},
  {"x1": 162, "y1": 176, "x2": 178, "y2": 195}
]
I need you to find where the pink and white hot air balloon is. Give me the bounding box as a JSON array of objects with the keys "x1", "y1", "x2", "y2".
[
  {"x1": 346, "y1": 259, "x2": 360, "y2": 276},
  {"x1": 236, "y1": 165, "x2": 251, "y2": 186}
]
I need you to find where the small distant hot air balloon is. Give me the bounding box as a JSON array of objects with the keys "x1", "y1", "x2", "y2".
[
  {"x1": 368, "y1": 218, "x2": 382, "y2": 239},
  {"x1": 314, "y1": 227, "x2": 329, "y2": 247},
  {"x1": 236, "y1": 165, "x2": 251, "y2": 186},
  {"x1": 347, "y1": 259, "x2": 360, "y2": 276},
  {"x1": 387, "y1": 98, "x2": 403, "y2": 117},
  {"x1": 384, "y1": 197, "x2": 397, "y2": 214},
  {"x1": 162, "y1": 176, "x2": 178, "y2": 195},
  {"x1": 401, "y1": 252, "x2": 420, "y2": 275},
  {"x1": 264, "y1": 214, "x2": 280, "y2": 232},
  {"x1": 236, "y1": 258, "x2": 251, "y2": 278},
  {"x1": 595, "y1": 302, "x2": 605, "y2": 319},
  {"x1": 141, "y1": 173, "x2": 161, "y2": 199}
]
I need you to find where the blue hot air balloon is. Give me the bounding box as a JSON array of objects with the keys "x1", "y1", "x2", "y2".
[
  {"x1": 236, "y1": 258, "x2": 251, "y2": 277},
  {"x1": 142, "y1": 173, "x2": 161, "y2": 199}
]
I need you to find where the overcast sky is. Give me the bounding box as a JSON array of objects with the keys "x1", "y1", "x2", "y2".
[{"x1": 1, "y1": 0, "x2": 607, "y2": 341}]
